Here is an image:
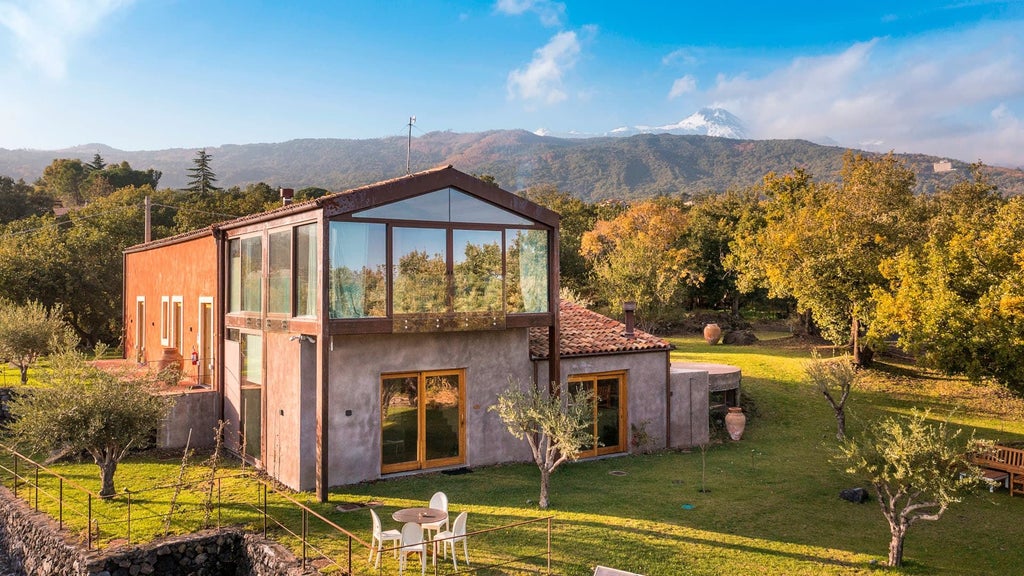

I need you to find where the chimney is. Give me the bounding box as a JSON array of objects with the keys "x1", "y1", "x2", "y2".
[
  {"x1": 623, "y1": 301, "x2": 636, "y2": 339},
  {"x1": 280, "y1": 187, "x2": 294, "y2": 206}
]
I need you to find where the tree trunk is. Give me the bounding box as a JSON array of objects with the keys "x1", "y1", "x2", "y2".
[
  {"x1": 19, "y1": 364, "x2": 28, "y2": 384},
  {"x1": 98, "y1": 457, "x2": 118, "y2": 499},
  {"x1": 538, "y1": 468, "x2": 550, "y2": 509},
  {"x1": 888, "y1": 526, "x2": 906, "y2": 567},
  {"x1": 834, "y1": 408, "x2": 846, "y2": 441},
  {"x1": 850, "y1": 317, "x2": 861, "y2": 365}
]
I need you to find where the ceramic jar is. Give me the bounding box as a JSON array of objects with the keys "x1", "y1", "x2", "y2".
[
  {"x1": 725, "y1": 406, "x2": 746, "y2": 441},
  {"x1": 703, "y1": 323, "x2": 722, "y2": 345}
]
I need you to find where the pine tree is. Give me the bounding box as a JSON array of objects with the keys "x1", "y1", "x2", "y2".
[
  {"x1": 86, "y1": 153, "x2": 106, "y2": 172},
  {"x1": 186, "y1": 149, "x2": 221, "y2": 193}
]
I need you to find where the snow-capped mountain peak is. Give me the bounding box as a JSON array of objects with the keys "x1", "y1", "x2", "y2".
[
  {"x1": 606, "y1": 107, "x2": 747, "y2": 139},
  {"x1": 657, "y1": 107, "x2": 746, "y2": 138}
]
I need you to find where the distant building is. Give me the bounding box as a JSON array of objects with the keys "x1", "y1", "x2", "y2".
[{"x1": 933, "y1": 160, "x2": 954, "y2": 173}]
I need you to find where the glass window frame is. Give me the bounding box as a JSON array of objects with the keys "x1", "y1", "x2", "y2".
[
  {"x1": 267, "y1": 228, "x2": 293, "y2": 316},
  {"x1": 330, "y1": 216, "x2": 549, "y2": 320},
  {"x1": 568, "y1": 371, "x2": 628, "y2": 458}
]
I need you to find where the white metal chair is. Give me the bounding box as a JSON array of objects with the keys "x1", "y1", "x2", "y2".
[
  {"x1": 434, "y1": 511, "x2": 470, "y2": 570},
  {"x1": 399, "y1": 522, "x2": 427, "y2": 576},
  {"x1": 368, "y1": 508, "x2": 401, "y2": 568},
  {"x1": 421, "y1": 491, "x2": 449, "y2": 539}
]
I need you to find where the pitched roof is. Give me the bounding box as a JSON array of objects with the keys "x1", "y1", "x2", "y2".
[{"x1": 529, "y1": 300, "x2": 671, "y2": 359}]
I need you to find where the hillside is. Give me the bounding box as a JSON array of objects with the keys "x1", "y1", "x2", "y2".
[{"x1": 2, "y1": 131, "x2": 1022, "y2": 200}]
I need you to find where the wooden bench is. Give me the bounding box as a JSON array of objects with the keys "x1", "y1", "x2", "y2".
[{"x1": 970, "y1": 444, "x2": 1024, "y2": 496}]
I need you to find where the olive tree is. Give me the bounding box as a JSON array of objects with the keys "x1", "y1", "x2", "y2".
[
  {"x1": 490, "y1": 378, "x2": 595, "y2": 509},
  {"x1": 0, "y1": 299, "x2": 69, "y2": 384},
  {"x1": 804, "y1": 353, "x2": 857, "y2": 440},
  {"x1": 838, "y1": 410, "x2": 985, "y2": 567},
  {"x1": 6, "y1": 348, "x2": 170, "y2": 498}
]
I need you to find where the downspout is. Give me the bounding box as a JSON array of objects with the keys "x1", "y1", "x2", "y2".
[
  {"x1": 213, "y1": 228, "x2": 226, "y2": 424},
  {"x1": 546, "y1": 225, "x2": 561, "y2": 391}
]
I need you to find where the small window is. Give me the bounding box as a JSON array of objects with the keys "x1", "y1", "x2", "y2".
[
  {"x1": 172, "y1": 296, "x2": 184, "y2": 353},
  {"x1": 160, "y1": 296, "x2": 170, "y2": 347}
]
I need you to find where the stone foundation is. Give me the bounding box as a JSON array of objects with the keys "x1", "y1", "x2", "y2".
[{"x1": 0, "y1": 487, "x2": 314, "y2": 576}]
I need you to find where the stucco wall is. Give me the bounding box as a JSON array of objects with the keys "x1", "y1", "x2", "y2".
[
  {"x1": 262, "y1": 332, "x2": 318, "y2": 490},
  {"x1": 535, "y1": 350, "x2": 671, "y2": 453},
  {"x1": 326, "y1": 328, "x2": 535, "y2": 486},
  {"x1": 123, "y1": 235, "x2": 217, "y2": 371},
  {"x1": 668, "y1": 367, "x2": 710, "y2": 448}
]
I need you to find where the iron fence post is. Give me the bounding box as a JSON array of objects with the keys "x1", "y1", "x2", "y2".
[
  {"x1": 59, "y1": 478, "x2": 63, "y2": 529},
  {"x1": 12, "y1": 455, "x2": 17, "y2": 497},
  {"x1": 301, "y1": 508, "x2": 308, "y2": 569},
  {"x1": 262, "y1": 483, "x2": 267, "y2": 538},
  {"x1": 34, "y1": 464, "x2": 39, "y2": 510},
  {"x1": 87, "y1": 494, "x2": 93, "y2": 549},
  {"x1": 217, "y1": 477, "x2": 222, "y2": 527},
  {"x1": 547, "y1": 517, "x2": 552, "y2": 575},
  {"x1": 126, "y1": 488, "x2": 132, "y2": 545}
]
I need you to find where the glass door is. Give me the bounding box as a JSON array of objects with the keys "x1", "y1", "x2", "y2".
[
  {"x1": 569, "y1": 373, "x2": 626, "y2": 458},
  {"x1": 381, "y1": 370, "x2": 464, "y2": 474}
]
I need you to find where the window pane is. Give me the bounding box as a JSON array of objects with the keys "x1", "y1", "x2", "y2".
[
  {"x1": 268, "y1": 230, "x2": 291, "y2": 314},
  {"x1": 241, "y1": 333, "x2": 263, "y2": 460},
  {"x1": 453, "y1": 229, "x2": 503, "y2": 312},
  {"x1": 597, "y1": 377, "x2": 621, "y2": 450},
  {"x1": 296, "y1": 224, "x2": 318, "y2": 317},
  {"x1": 506, "y1": 229, "x2": 548, "y2": 313},
  {"x1": 381, "y1": 376, "x2": 419, "y2": 467},
  {"x1": 241, "y1": 237, "x2": 262, "y2": 313},
  {"x1": 393, "y1": 227, "x2": 447, "y2": 314},
  {"x1": 228, "y1": 239, "x2": 241, "y2": 313},
  {"x1": 424, "y1": 373, "x2": 461, "y2": 461},
  {"x1": 329, "y1": 221, "x2": 386, "y2": 318},
  {"x1": 352, "y1": 187, "x2": 533, "y2": 225}
]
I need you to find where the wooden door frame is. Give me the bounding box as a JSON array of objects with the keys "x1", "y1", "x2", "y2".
[{"x1": 380, "y1": 368, "x2": 466, "y2": 474}]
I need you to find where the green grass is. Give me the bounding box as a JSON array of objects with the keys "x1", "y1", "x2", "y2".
[{"x1": 4, "y1": 336, "x2": 1024, "y2": 575}]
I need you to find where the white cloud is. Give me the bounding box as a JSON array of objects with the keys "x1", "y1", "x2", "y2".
[
  {"x1": 0, "y1": 0, "x2": 132, "y2": 79},
  {"x1": 494, "y1": 0, "x2": 564, "y2": 27},
  {"x1": 662, "y1": 48, "x2": 697, "y2": 66},
  {"x1": 507, "y1": 30, "x2": 581, "y2": 105},
  {"x1": 706, "y1": 22, "x2": 1024, "y2": 166},
  {"x1": 669, "y1": 75, "x2": 697, "y2": 99}
]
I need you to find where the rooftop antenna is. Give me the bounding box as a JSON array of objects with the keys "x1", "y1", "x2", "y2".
[{"x1": 407, "y1": 115, "x2": 416, "y2": 174}]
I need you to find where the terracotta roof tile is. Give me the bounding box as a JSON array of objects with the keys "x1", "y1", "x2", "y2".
[{"x1": 529, "y1": 300, "x2": 671, "y2": 359}]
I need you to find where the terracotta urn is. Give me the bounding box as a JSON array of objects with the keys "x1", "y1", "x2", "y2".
[
  {"x1": 703, "y1": 323, "x2": 722, "y2": 345},
  {"x1": 157, "y1": 347, "x2": 183, "y2": 372},
  {"x1": 725, "y1": 407, "x2": 746, "y2": 441}
]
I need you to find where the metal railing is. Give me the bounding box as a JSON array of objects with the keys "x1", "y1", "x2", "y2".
[{"x1": 1, "y1": 445, "x2": 556, "y2": 574}]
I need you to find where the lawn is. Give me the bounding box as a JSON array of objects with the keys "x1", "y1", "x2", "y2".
[{"x1": 4, "y1": 335, "x2": 1024, "y2": 575}]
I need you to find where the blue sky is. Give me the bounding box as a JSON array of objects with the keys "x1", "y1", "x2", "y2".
[{"x1": 1, "y1": 0, "x2": 1022, "y2": 167}]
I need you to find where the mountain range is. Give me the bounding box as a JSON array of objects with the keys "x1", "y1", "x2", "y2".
[{"x1": 1, "y1": 125, "x2": 1022, "y2": 201}]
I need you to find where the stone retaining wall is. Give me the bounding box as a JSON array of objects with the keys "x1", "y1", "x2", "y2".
[
  {"x1": 0, "y1": 388, "x2": 16, "y2": 429},
  {"x1": 0, "y1": 487, "x2": 314, "y2": 575}
]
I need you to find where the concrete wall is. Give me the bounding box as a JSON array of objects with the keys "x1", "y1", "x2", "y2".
[
  {"x1": 262, "y1": 332, "x2": 318, "y2": 490},
  {"x1": 157, "y1": 388, "x2": 221, "y2": 449},
  {"x1": 535, "y1": 350, "x2": 671, "y2": 453},
  {"x1": 326, "y1": 328, "x2": 535, "y2": 486},
  {"x1": 668, "y1": 366, "x2": 710, "y2": 448}
]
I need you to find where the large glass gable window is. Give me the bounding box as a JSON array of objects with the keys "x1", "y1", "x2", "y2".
[
  {"x1": 352, "y1": 187, "x2": 533, "y2": 225},
  {"x1": 330, "y1": 187, "x2": 549, "y2": 321}
]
